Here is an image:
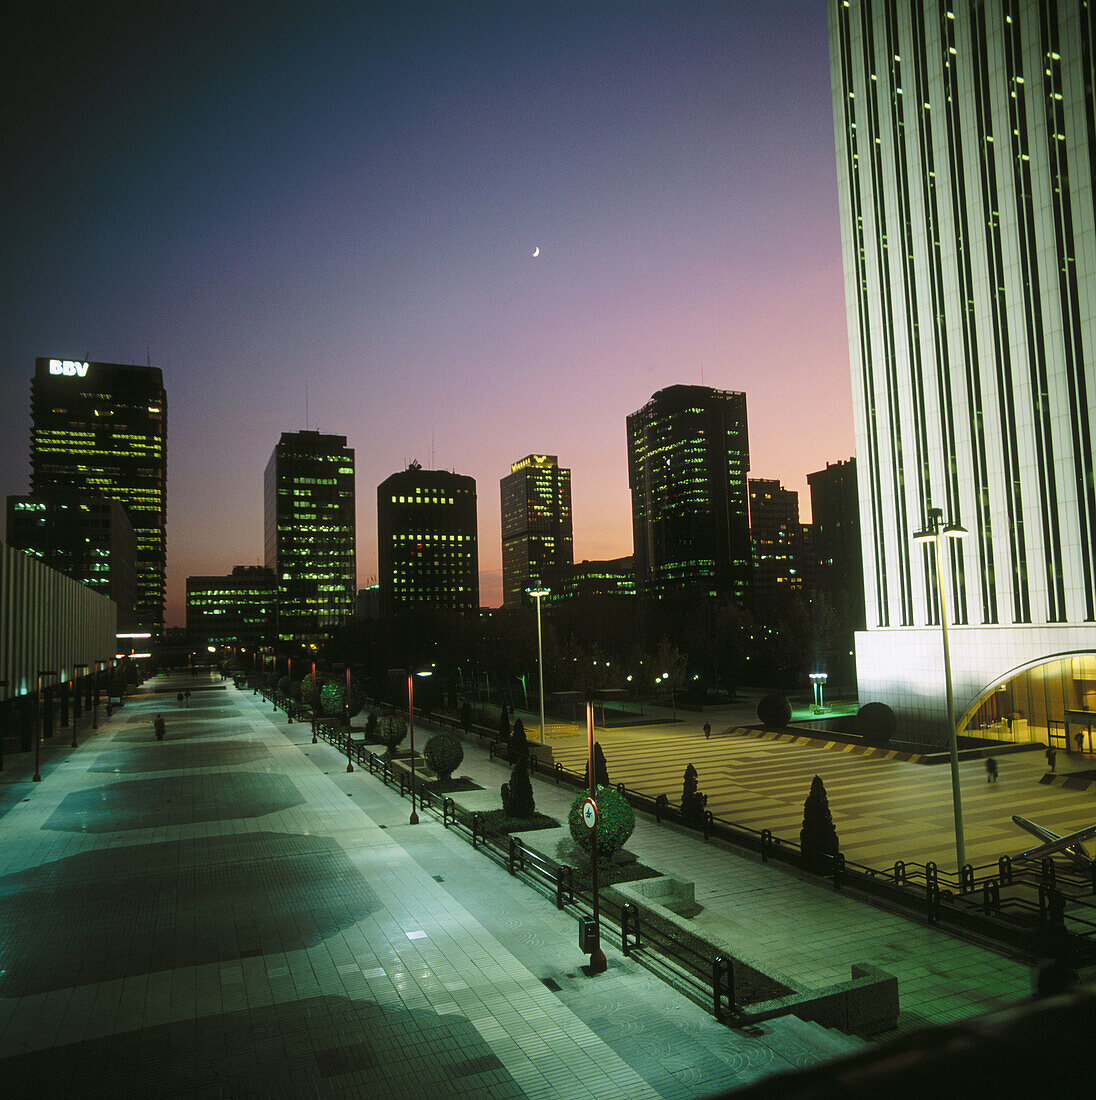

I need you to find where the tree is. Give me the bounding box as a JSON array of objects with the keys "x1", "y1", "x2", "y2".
[
  {"x1": 681, "y1": 763, "x2": 706, "y2": 824},
  {"x1": 655, "y1": 637, "x2": 687, "y2": 720},
  {"x1": 583, "y1": 741, "x2": 611, "y2": 789},
  {"x1": 568, "y1": 786, "x2": 635, "y2": 859},
  {"x1": 509, "y1": 717, "x2": 528, "y2": 763},
  {"x1": 498, "y1": 704, "x2": 510, "y2": 741},
  {"x1": 505, "y1": 759, "x2": 535, "y2": 818},
  {"x1": 301, "y1": 672, "x2": 325, "y2": 710},
  {"x1": 800, "y1": 775, "x2": 840, "y2": 872},
  {"x1": 424, "y1": 733, "x2": 464, "y2": 780},
  {"x1": 379, "y1": 715, "x2": 408, "y2": 757}
]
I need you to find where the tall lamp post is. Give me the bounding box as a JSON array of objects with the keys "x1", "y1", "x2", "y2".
[
  {"x1": 527, "y1": 587, "x2": 550, "y2": 745},
  {"x1": 390, "y1": 667, "x2": 432, "y2": 824},
  {"x1": 0, "y1": 680, "x2": 8, "y2": 770},
  {"x1": 71, "y1": 664, "x2": 88, "y2": 747},
  {"x1": 34, "y1": 669, "x2": 58, "y2": 783},
  {"x1": 913, "y1": 506, "x2": 968, "y2": 870}
]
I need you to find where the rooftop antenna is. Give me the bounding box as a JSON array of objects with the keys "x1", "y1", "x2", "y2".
[
  {"x1": 431, "y1": 432, "x2": 435, "y2": 470},
  {"x1": 700, "y1": 363, "x2": 704, "y2": 386},
  {"x1": 146, "y1": 346, "x2": 151, "y2": 367}
]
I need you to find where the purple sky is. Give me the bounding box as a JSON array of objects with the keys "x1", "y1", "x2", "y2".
[{"x1": 1, "y1": 1, "x2": 853, "y2": 626}]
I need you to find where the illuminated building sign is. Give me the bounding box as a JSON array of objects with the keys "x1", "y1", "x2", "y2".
[{"x1": 49, "y1": 359, "x2": 89, "y2": 377}]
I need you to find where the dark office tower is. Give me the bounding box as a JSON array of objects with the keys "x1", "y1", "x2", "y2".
[
  {"x1": 808, "y1": 458, "x2": 864, "y2": 627},
  {"x1": 627, "y1": 385, "x2": 750, "y2": 600},
  {"x1": 7, "y1": 490, "x2": 139, "y2": 629},
  {"x1": 30, "y1": 358, "x2": 167, "y2": 635},
  {"x1": 748, "y1": 479, "x2": 803, "y2": 602},
  {"x1": 264, "y1": 431, "x2": 356, "y2": 650},
  {"x1": 378, "y1": 464, "x2": 478, "y2": 616},
  {"x1": 186, "y1": 565, "x2": 277, "y2": 652},
  {"x1": 500, "y1": 454, "x2": 573, "y2": 608}
]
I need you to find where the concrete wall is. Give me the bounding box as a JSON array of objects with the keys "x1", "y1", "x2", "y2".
[{"x1": 0, "y1": 542, "x2": 117, "y2": 699}]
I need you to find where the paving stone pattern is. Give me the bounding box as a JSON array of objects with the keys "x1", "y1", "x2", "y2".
[{"x1": 0, "y1": 676, "x2": 873, "y2": 1098}]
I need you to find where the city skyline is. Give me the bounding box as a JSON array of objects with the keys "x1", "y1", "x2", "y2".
[{"x1": 1, "y1": 2, "x2": 855, "y2": 624}]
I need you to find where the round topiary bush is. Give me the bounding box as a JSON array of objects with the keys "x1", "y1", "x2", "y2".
[
  {"x1": 424, "y1": 732, "x2": 464, "y2": 780},
  {"x1": 757, "y1": 693, "x2": 791, "y2": 727},
  {"x1": 857, "y1": 701, "x2": 897, "y2": 743},
  {"x1": 320, "y1": 680, "x2": 345, "y2": 717},
  {"x1": 379, "y1": 715, "x2": 408, "y2": 756},
  {"x1": 277, "y1": 675, "x2": 291, "y2": 697},
  {"x1": 568, "y1": 785, "x2": 635, "y2": 859}
]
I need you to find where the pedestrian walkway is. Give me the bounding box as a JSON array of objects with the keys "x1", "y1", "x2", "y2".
[
  {"x1": 1, "y1": 675, "x2": 870, "y2": 1098},
  {"x1": 535, "y1": 714, "x2": 1096, "y2": 873},
  {"x1": 428, "y1": 722, "x2": 1037, "y2": 1035}
]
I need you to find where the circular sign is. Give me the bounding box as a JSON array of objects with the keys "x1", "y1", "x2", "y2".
[{"x1": 581, "y1": 797, "x2": 598, "y2": 832}]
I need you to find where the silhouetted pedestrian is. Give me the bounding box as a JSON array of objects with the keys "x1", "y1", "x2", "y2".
[
  {"x1": 177, "y1": 692, "x2": 184, "y2": 707},
  {"x1": 185, "y1": 689, "x2": 191, "y2": 707},
  {"x1": 1045, "y1": 744, "x2": 1058, "y2": 772},
  {"x1": 985, "y1": 756, "x2": 998, "y2": 783},
  {"x1": 1076, "y1": 733, "x2": 1084, "y2": 753},
  {"x1": 154, "y1": 715, "x2": 165, "y2": 741},
  {"x1": 703, "y1": 721, "x2": 711, "y2": 740}
]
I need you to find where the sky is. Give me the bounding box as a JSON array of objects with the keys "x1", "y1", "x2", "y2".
[{"x1": 1, "y1": 0, "x2": 854, "y2": 626}]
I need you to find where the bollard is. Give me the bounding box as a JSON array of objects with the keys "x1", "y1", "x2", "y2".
[
  {"x1": 760, "y1": 829, "x2": 773, "y2": 863},
  {"x1": 655, "y1": 794, "x2": 669, "y2": 824},
  {"x1": 621, "y1": 902, "x2": 641, "y2": 956},
  {"x1": 555, "y1": 865, "x2": 573, "y2": 910},
  {"x1": 703, "y1": 810, "x2": 714, "y2": 841},
  {"x1": 508, "y1": 836, "x2": 525, "y2": 875},
  {"x1": 832, "y1": 852, "x2": 845, "y2": 890},
  {"x1": 555, "y1": 762, "x2": 564, "y2": 786},
  {"x1": 894, "y1": 860, "x2": 906, "y2": 886},
  {"x1": 472, "y1": 813, "x2": 481, "y2": 849},
  {"x1": 1041, "y1": 857, "x2": 1056, "y2": 890},
  {"x1": 443, "y1": 797, "x2": 455, "y2": 829}
]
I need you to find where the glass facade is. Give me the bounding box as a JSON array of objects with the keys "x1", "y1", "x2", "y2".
[
  {"x1": 263, "y1": 431, "x2": 356, "y2": 650},
  {"x1": 30, "y1": 358, "x2": 166, "y2": 634},
  {"x1": 186, "y1": 565, "x2": 277, "y2": 651},
  {"x1": 500, "y1": 454, "x2": 573, "y2": 607},
  {"x1": 627, "y1": 385, "x2": 750, "y2": 600},
  {"x1": 377, "y1": 465, "x2": 478, "y2": 616}
]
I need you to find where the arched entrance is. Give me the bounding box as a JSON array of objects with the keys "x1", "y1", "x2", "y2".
[{"x1": 960, "y1": 653, "x2": 1096, "y2": 750}]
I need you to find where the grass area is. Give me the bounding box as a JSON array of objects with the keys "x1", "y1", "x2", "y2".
[{"x1": 477, "y1": 810, "x2": 560, "y2": 835}]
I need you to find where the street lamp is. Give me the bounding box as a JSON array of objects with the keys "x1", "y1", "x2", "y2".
[
  {"x1": 914, "y1": 506, "x2": 968, "y2": 871},
  {"x1": 527, "y1": 587, "x2": 550, "y2": 745},
  {"x1": 390, "y1": 667, "x2": 432, "y2": 824},
  {"x1": 71, "y1": 664, "x2": 88, "y2": 747},
  {"x1": 34, "y1": 669, "x2": 58, "y2": 782},
  {"x1": 809, "y1": 672, "x2": 828, "y2": 711}
]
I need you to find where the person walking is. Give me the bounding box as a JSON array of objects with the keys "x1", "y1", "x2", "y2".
[
  {"x1": 154, "y1": 714, "x2": 166, "y2": 741},
  {"x1": 1045, "y1": 744, "x2": 1058, "y2": 772},
  {"x1": 703, "y1": 721, "x2": 712, "y2": 740},
  {"x1": 985, "y1": 756, "x2": 998, "y2": 783},
  {"x1": 177, "y1": 691, "x2": 184, "y2": 707},
  {"x1": 184, "y1": 689, "x2": 191, "y2": 707}
]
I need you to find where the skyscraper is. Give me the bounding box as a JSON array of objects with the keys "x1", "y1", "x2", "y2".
[
  {"x1": 264, "y1": 431, "x2": 356, "y2": 650},
  {"x1": 627, "y1": 385, "x2": 750, "y2": 600},
  {"x1": 748, "y1": 478, "x2": 803, "y2": 602},
  {"x1": 30, "y1": 358, "x2": 166, "y2": 634},
  {"x1": 500, "y1": 454, "x2": 573, "y2": 607},
  {"x1": 808, "y1": 458, "x2": 864, "y2": 626},
  {"x1": 186, "y1": 565, "x2": 277, "y2": 652},
  {"x1": 829, "y1": 0, "x2": 1096, "y2": 740},
  {"x1": 378, "y1": 464, "x2": 478, "y2": 616},
  {"x1": 7, "y1": 490, "x2": 138, "y2": 629}
]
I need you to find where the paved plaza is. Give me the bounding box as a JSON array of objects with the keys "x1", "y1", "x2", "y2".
[{"x1": 0, "y1": 677, "x2": 1066, "y2": 1097}]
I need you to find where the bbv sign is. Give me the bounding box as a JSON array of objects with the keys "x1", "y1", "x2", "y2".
[{"x1": 49, "y1": 359, "x2": 89, "y2": 377}]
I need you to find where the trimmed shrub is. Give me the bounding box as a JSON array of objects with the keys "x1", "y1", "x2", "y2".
[
  {"x1": 583, "y1": 742, "x2": 611, "y2": 789},
  {"x1": 320, "y1": 680, "x2": 345, "y2": 717},
  {"x1": 800, "y1": 774, "x2": 840, "y2": 871},
  {"x1": 506, "y1": 760, "x2": 535, "y2": 818},
  {"x1": 301, "y1": 672, "x2": 325, "y2": 710},
  {"x1": 858, "y1": 701, "x2": 897, "y2": 743},
  {"x1": 277, "y1": 675, "x2": 291, "y2": 697},
  {"x1": 365, "y1": 712, "x2": 378, "y2": 738},
  {"x1": 681, "y1": 763, "x2": 706, "y2": 824},
  {"x1": 264, "y1": 671, "x2": 279, "y2": 690},
  {"x1": 424, "y1": 732, "x2": 464, "y2": 780},
  {"x1": 568, "y1": 785, "x2": 635, "y2": 859},
  {"x1": 508, "y1": 717, "x2": 528, "y2": 763},
  {"x1": 757, "y1": 693, "x2": 792, "y2": 728},
  {"x1": 379, "y1": 715, "x2": 408, "y2": 756}
]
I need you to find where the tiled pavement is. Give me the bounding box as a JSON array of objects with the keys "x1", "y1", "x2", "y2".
[
  {"x1": 539, "y1": 708, "x2": 1096, "y2": 874},
  {"x1": 441, "y1": 725, "x2": 1040, "y2": 1035},
  {"x1": 1, "y1": 676, "x2": 878, "y2": 1099}
]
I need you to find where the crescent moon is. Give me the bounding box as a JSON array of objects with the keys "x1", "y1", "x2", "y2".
[{"x1": 532, "y1": 246, "x2": 540, "y2": 257}]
